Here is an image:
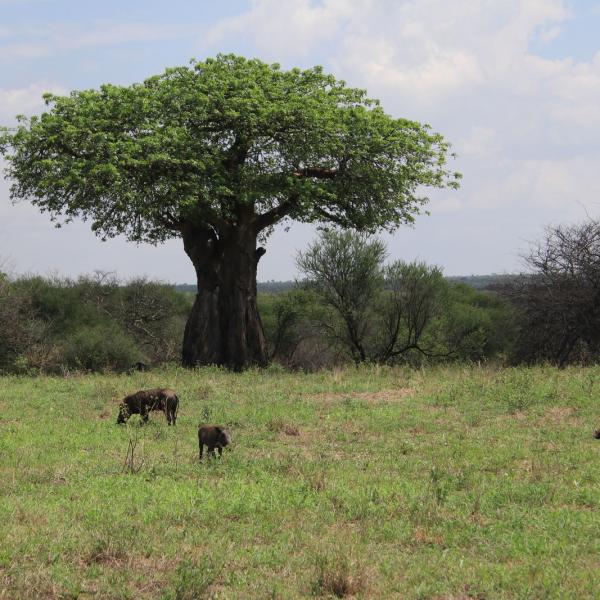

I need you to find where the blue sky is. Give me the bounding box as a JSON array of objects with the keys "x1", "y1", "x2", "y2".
[
  {"x1": 0, "y1": 1, "x2": 249, "y2": 87},
  {"x1": 531, "y1": 0, "x2": 600, "y2": 61},
  {"x1": 1, "y1": 0, "x2": 600, "y2": 283}
]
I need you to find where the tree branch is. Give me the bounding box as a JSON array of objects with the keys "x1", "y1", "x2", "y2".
[
  {"x1": 254, "y1": 196, "x2": 297, "y2": 231},
  {"x1": 292, "y1": 167, "x2": 337, "y2": 179},
  {"x1": 313, "y1": 206, "x2": 347, "y2": 227},
  {"x1": 223, "y1": 135, "x2": 249, "y2": 172}
]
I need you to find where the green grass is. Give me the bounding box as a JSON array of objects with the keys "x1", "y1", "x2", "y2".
[{"x1": 1, "y1": 364, "x2": 600, "y2": 598}]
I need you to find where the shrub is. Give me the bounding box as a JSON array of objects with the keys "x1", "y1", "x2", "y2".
[
  {"x1": 2, "y1": 273, "x2": 190, "y2": 373},
  {"x1": 500, "y1": 220, "x2": 600, "y2": 366},
  {"x1": 61, "y1": 324, "x2": 140, "y2": 372}
]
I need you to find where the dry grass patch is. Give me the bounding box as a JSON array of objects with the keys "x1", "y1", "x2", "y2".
[
  {"x1": 411, "y1": 526, "x2": 445, "y2": 547},
  {"x1": 312, "y1": 554, "x2": 369, "y2": 598},
  {"x1": 123, "y1": 556, "x2": 177, "y2": 599},
  {"x1": 267, "y1": 417, "x2": 301, "y2": 436},
  {"x1": 431, "y1": 593, "x2": 486, "y2": 600},
  {"x1": 495, "y1": 411, "x2": 529, "y2": 424},
  {"x1": 307, "y1": 388, "x2": 414, "y2": 404},
  {"x1": 541, "y1": 406, "x2": 581, "y2": 426},
  {"x1": 309, "y1": 470, "x2": 327, "y2": 492},
  {"x1": 283, "y1": 424, "x2": 301, "y2": 436}
]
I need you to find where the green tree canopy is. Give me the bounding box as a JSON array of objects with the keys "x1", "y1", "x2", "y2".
[{"x1": 1, "y1": 54, "x2": 459, "y2": 240}]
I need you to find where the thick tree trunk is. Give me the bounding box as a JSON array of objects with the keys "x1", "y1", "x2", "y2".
[{"x1": 181, "y1": 222, "x2": 268, "y2": 370}]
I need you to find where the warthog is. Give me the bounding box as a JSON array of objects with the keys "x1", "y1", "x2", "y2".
[
  {"x1": 198, "y1": 425, "x2": 232, "y2": 460},
  {"x1": 117, "y1": 388, "x2": 179, "y2": 425}
]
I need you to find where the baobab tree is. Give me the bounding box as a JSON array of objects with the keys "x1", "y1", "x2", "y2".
[{"x1": 0, "y1": 54, "x2": 460, "y2": 370}]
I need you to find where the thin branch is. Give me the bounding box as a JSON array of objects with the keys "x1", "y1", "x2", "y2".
[{"x1": 313, "y1": 206, "x2": 347, "y2": 227}]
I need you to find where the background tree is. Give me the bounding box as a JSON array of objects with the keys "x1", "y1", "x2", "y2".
[
  {"x1": 0, "y1": 54, "x2": 459, "y2": 370},
  {"x1": 297, "y1": 230, "x2": 445, "y2": 363},
  {"x1": 297, "y1": 230, "x2": 386, "y2": 363},
  {"x1": 296, "y1": 230, "x2": 512, "y2": 366},
  {"x1": 500, "y1": 220, "x2": 600, "y2": 366},
  {"x1": 259, "y1": 288, "x2": 315, "y2": 364},
  {"x1": 376, "y1": 260, "x2": 446, "y2": 362}
]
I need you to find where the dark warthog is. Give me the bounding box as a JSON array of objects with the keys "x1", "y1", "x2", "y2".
[
  {"x1": 117, "y1": 388, "x2": 179, "y2": 425},
  {"x1": 198, "y1": 425, "x2": 232, "y2": 460}
]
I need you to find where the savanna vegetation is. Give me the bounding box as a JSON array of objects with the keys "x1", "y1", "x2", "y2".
[
  {"x1": 1, "y1": 364, "x2": 599, "y2": 599},
  {"x1": 0, "y1": 272, "x2": 189, "y2": 374},
  {"x1": 0, "y1": 261, "x2": 514, "y2": 375},
  {"x1": 3, "y1": 218, "x2": 600, "y2": 375},
  {"x1": 497, "y1": 220, "x2": 600, "y2": 367}
]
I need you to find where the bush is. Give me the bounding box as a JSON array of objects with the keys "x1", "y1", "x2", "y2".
[
  {"x1": 1, "y1": 273, "x2": 191, "y2": 373},
  {"x1": 500, "y1": 220, "x2": 600, "y2": 366},
  {"x1": 115, "y1": 278, "x2": 190, "y2": 363},
  {"x1": 61, "y1": 325, "x2": 140, "y2": 372},
  {"x1": 436, "y1": 283, "x2": 516, "y2": 362},
  {"x1": 0, "y1": 273, "x2": 41, "y2": 373}
]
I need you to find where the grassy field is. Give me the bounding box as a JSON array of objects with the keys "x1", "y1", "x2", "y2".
[{"x1": 1, "y1": 364, "x2": 599, "y2": 599}]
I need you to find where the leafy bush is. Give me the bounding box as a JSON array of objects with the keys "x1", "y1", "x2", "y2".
[
  {"x1": 61, "y1": 324, "x2": 140, "y2": 372},
  {"x1": 0, "y1": 273, "x2": 191, "y2": 373},
  {"x1": 0, "y1": 273, "x2": 41, "y2": 373}
]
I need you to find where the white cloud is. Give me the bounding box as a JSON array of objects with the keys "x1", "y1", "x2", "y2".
[
  {"x1": 0, "y1": 82, "x2": 67, "y2": 124},
  {"x1": 56, "y1": 22, "x2": 187, "y2": 48},
  {"x1": 205, "y1": 0, "x2": 357, "y2": 59},
  {"x1": 0, "y1": 21, "x2": 188, "y2": 63},
  {"x1": 536, "y1": 24, "x2": 562, "y2": 43},
  {"x1": 457, "y1": 127, "x2": 502, "y2": 159}
]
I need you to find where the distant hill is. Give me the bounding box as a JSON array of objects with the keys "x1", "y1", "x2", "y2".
[
  {"x1": 174, "y1": 274, "x2": 526, "y2": 295},
  {"x1": 445, "y1": 274, "x2": 527, "y2": 290},
  {"x1": 174, "y1": 280, "x2": 296, "y2": 295},
  {"x1": 257, "y1": 280, "x2": 296, "y2": 293},
  {"x1": 173, "y1": 284, "x2": 196, "y2": 295}
]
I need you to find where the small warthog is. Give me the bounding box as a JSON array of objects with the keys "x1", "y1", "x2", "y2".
[
  {"x1": 117, "y1": 388, "x2": 179, "y2": 425},
  {"x1": 198, "y1": 425, "x2": 232, "y2": 460}
]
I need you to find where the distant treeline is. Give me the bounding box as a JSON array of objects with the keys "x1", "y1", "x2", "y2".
[
  {"x1": 445, "y1": 274, "x2": 528, "y2": 289},
  {"x1": 174, "y1": 274, "x2": 526, "y2": 295},
  {"x1": 174, "y1": 280, "x2": 297, "y2": 295}
]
